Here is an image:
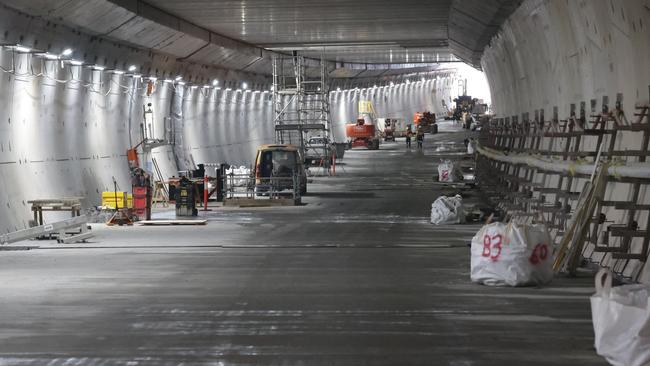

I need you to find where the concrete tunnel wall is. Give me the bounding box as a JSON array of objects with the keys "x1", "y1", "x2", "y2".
[
  {"x1": 481, "y1": 0, "x2": 650, "y2": 281},
  {"x1": 0, "y1": 51, "x2": 457, "y2": 234}
]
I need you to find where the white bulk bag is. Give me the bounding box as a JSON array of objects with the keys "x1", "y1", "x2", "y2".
[
  {"x1": 438, "y1": 160, "x2": 461, "y2": 182},
  {"x1": 591, "y1": 269, "x2": 650, "y2": 366},
  {"x1": 470, "y1": 222, "x2": 553, "y2": 286},
  {"x1": 467, "y1": 140, "x2": 477, "y2": 154},
  {"x1": 430, "y1": 195, "x2": 464, "y2": 225}
]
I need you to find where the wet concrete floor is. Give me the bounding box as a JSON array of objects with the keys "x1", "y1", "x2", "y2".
[{"x1": 0, "y1": 122, "x2": 605, "y2": 365}]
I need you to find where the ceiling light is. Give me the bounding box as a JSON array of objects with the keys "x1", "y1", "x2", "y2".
[
  {"x1": 92, "y1": 65, "x2": 105, "y2": 71},
  {"x1": 175, "y1": 76, "x2": 183, "y2": 82},
  {"x1": 61, "y1": 48, "x2": 73, "y2": 57},
  {"x1": 148, "y1": 76, "x2": 157, "y2": 82},
  {"x1": 421, "y1": 77, "x2": 426, "y2": 82},
  {"x1": 69, "y1": 59, "x2": 84, "y2": 66},
  {"x1": 13, "y1": 45, "x2": 32, "y2": 53},
  {"x1": 41, "y1": 53, "x2": 59, "y2": 60},
  {"x1": 163, "y1": 79, "x2": 173, "y2": 83},
  {"x1": 212, "y1": 79, "x2": 219, "y2": 86},
  {"x1": 177, "y1": 81, "x2": 186, "y2": 86},
  {"x1": 337, "y1": 87, "x2": 341, "y2": 92},
  {"x1": 389, "y1": 82, "x2": 395, "y2": 87},
  {"x1": 128, "y1": 65, "x2": 137, "y2": 72},
  {"x1": 242, "y1": 82, "x2": 248, "y2": 90},
  {"x1": 112, "y1": 70, "x2": 125, "y2": 75}
]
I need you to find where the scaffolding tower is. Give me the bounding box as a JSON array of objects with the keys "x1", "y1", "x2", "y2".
[{"x1": 273, "y1": 53, "x2": 331, "y2": 158}]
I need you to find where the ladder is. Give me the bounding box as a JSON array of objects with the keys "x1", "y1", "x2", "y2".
[{"x1": 151, "y1": 157, "x2": 169, "y2": 207}]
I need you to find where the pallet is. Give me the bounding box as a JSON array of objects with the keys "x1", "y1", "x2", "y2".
[{"x1": 138, "y1": 220, "x2": 208, "y2": 226}]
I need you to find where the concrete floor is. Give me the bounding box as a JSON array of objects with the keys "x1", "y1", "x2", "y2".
[{"x1": 0, "y1": 122, "x2": 605, "y2": 365}]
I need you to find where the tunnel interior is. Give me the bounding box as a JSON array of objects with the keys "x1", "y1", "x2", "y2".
[{"x1": 0, "y1": 0, "x2": 649, "y2": 365}]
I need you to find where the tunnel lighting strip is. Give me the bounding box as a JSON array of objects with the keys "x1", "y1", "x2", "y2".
[
  {"x1": 0, "y1": 45, "x2": 265, "y2": 98},
  {"x1": 477, "y1": 144, "x2": 650, "y2": 179},
  {"x1": 0, "y1": 44, "x2": 457, "y2": 98}
]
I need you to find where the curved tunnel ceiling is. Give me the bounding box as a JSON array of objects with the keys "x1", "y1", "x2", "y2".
[{"x1": 0, "y1": 0, "x2": 521, "y2": 75}]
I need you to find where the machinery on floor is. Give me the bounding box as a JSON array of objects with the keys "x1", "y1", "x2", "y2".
[
  {"x1": 346, "y1": 119, "x2": 380, "y2": 150},
  {"x1": 346, "y1": 100, "x2": 380, "y2": 150},
  {"x1": 413, "y1": 112, "x2": 438, "y2": 134},
  {"x1": 377, "y1": 118, "x2": 407, "y2": 141}
]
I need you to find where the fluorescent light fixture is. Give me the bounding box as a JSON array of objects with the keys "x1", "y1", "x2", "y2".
[
  {"x1": 253, "y1": 90, "x2": 260, "y2": 93},
  {"x1": 203, "y1": 85, "x2": 210, "y2": 88},
  {"x1": 337, "y1": 87, "x2": 341, "y2": 92},
  {"x1": 373, "y1": 85, "x2": 377, "y2": 88},
  {"x1": 92, "y1": 65, "x2": 105, "y2": 71},
  {"x1": 163, "y1": 79, "x2": 173, "y2": 83},
  {"x1": 236, "y1": 89, "x2": 242, "y2": 92},
  {"x1": 212, "y1": 79, "x2": 219, "y2": 86},
  {"x1": 132, "y1": 74, "x2": 142, "y2": 78},
  {"x1": 128, "y1": 65, "x2": 137, "y2": 72},
  {"x1": 175, "y1": 76, "x2": 183, "y2": 81},
  {"x1": 406, "y1": 79, "x2": 411, "y2": 84},
  {"x1": 242, "y1": 82, "x2": 248, "y2": 90},
  {"x1": 42, "y1": 53, "x2": 59, "y2": 60},
  {"x1": 225, "y1": 88, "x2": 232, "y2": 91},
  {"x1": 191, "y1": 85, "x2": 198, "y2": 89},
  {"x1": 389, "y1": 82, "x2": 395, "y2": 87},
  {"x1": 13, "y1": 45, "x2": 32, "y2": 53},
  {"x1": 148, "y1": 76, "x2": 157, "y2": 82},
  {"x1": 421, "y1": 77, "x2": 426, "y2": 82},
  {"x1": 61, "y1": 48, "x2": 73, "y2": 57},
  {"x1": 69, "y1": 59, "x2": 84, "y2": 66},
  {"x1": 112, "y1": 70, "x2": 125, "y2": 75},
  {"x1": 177, "y1": 81, "x2": 186, "y2": 86}
]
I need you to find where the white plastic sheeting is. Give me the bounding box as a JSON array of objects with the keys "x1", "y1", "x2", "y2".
[{"x1": 477, "y1": 145, "x2": 650, "y2": 179}]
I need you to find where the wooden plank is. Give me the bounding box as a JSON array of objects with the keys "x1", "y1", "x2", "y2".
[{"x1": 138, "y1": 220, "x2": 208, "y2": 226}]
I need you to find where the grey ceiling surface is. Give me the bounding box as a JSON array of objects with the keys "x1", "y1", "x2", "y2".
[
  {"x1": 0, "y1": 0, "x2": 521, "y2": 75},
  {"x1": 145, "y1": 0, "x2": 452, "y2": 45},
  {"x1": 145, "y1": 0, "x2": 458, "y2": 65}
]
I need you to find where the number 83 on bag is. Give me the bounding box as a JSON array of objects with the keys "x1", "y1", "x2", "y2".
[{"x1": 482, "y1": 234, "x2": 502, "y2": 262}]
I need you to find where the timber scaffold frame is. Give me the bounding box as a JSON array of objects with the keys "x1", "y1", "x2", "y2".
[{"x1": 477, "y1": 89, "x2": 650, "y2": 281}]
